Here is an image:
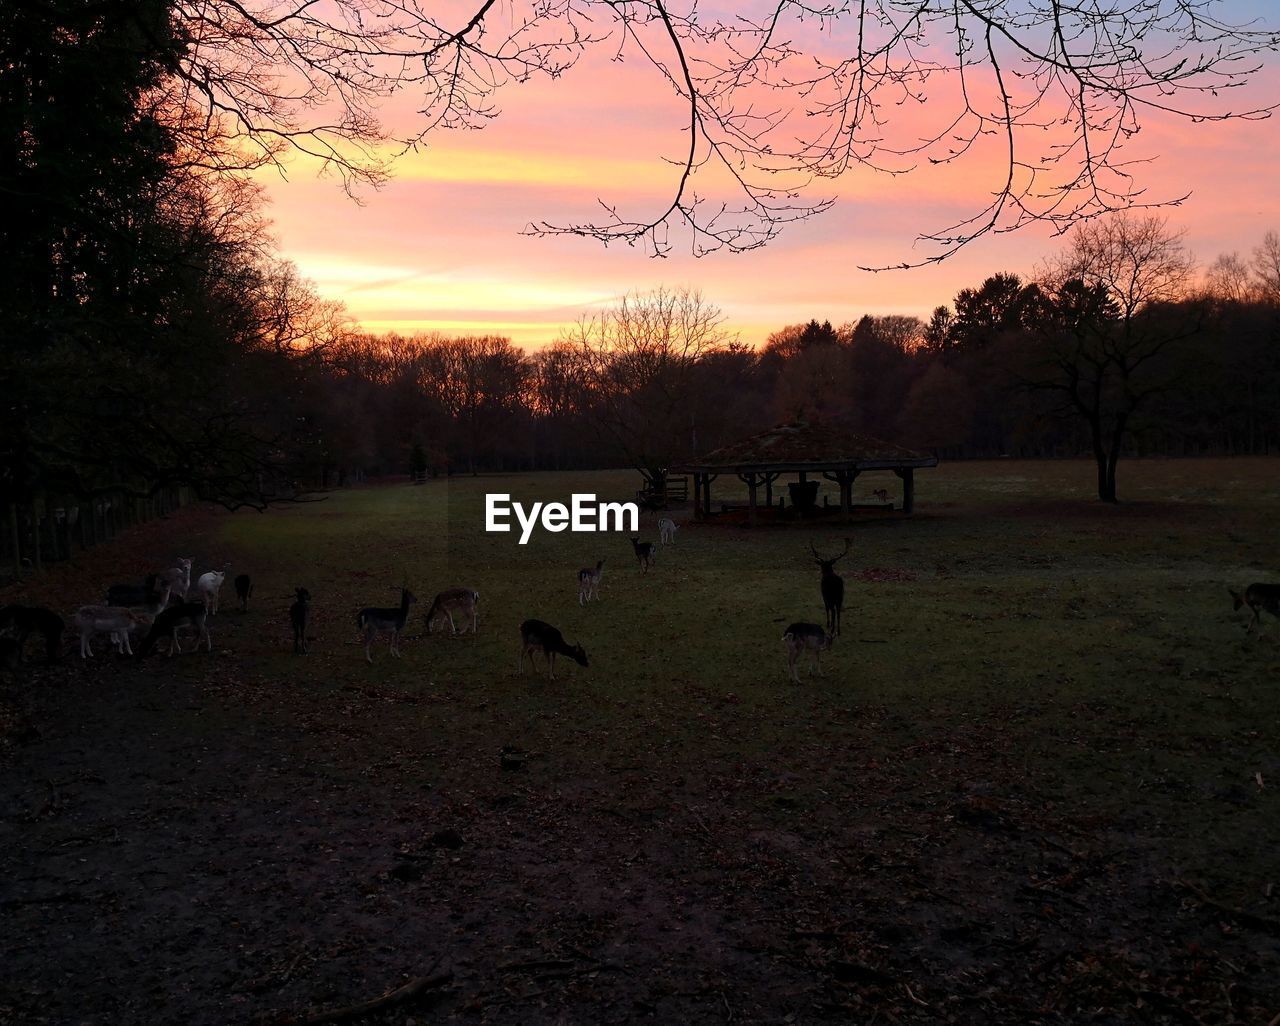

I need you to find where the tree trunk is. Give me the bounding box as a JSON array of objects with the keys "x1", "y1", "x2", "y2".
[{"x1": 1088, "y1": 413, "x2": 1114, "y2": 503}]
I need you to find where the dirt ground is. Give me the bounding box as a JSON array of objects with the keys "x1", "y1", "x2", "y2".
[{"x1": 2, "y1": 481, "x2": 1279, "y2": 1026}]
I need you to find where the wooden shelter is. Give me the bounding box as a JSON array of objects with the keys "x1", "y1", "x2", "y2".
[{"x1": 672, "y1": 420, "x2": 938, "y2": 523}]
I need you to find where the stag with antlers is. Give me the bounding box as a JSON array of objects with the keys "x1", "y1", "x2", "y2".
[{"x1": 809, "y1": 540, "x2": 850, "y2": 636}]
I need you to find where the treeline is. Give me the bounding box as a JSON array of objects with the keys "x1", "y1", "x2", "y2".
[{"x1": 298, "y1": 245, "x2": 1280, "y2": 490}]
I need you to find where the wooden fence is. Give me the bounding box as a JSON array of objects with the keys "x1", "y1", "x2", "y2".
[{"x1": 2, "y1": 486, "x2": 192, "y2": 582}]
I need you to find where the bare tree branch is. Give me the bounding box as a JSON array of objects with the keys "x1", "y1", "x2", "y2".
[{"x1": 166, "y1": 1, "x2": 1280, "y2": 258}]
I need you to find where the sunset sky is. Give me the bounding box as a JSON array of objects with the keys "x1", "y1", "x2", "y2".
[{"x1": 256, "y1": 3, "x2": 1280, "y2": 351}]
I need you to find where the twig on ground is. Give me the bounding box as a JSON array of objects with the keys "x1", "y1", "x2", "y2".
[
  {"x1": 283, "y1": 965, "x2": 453, "y2": 1025},
  {"x1": 1175, "y1": 879, "x2": 1280, "y2": 935}
]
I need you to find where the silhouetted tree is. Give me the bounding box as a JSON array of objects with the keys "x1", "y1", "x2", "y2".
[
  {"x1": 562, "y1": 286, "x2": 733, "y2": 489},
  {"x1": 1032, "y1": 215, "x2": 1197, "y2": 501}
]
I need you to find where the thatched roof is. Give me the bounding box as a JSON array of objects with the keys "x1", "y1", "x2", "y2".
[{"x1": 673, "y1": 420, "x2": 938, "y2": 473}]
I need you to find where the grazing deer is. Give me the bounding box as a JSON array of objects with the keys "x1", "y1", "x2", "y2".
[
  {"x1": 518, "y1": 619, "x2": 588, "y2": 679},
  {"x1": 0, "y1": 605, "x2": 65, "y2": 663},
  {"x1": 658, "y1": 517, "x2": 678, "y2": 545},
  {"x1": 578, "y1": 560, "x2": 604, "y2": 605},
  {"x1": 872, "y1": 488, "x2": 889, "y2": 504},
  {"x1": 630, "y1": 537, "x2": 657, "y2": 574},
  {"x1": 357, "y1": 588, "x2": 416, "y2": 663},
  {"x1": 424, "y1": 588, "x2": 480, "y2": 635},
  {"x1": 137, "y1": 602, "x2": 211, "y2": 658},
  {"x1": 783, "y1": 622, "x2": 834, "y2": 682},
  {"x1": 290, "y1": 588, "x2": 311, "y2": 654},
  {"x1": 1229, "y1": 583, "x2": 1280, "y2": 633},
  {"x1": 234, "y1": 574, "x2": 253, "y2": 612},
  {"x1": 810, "y1": 539, "x2": 850, "y2": 636}
]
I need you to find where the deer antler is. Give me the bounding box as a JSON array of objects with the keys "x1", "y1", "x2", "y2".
[{"x1": 808, "y1": 542, "x2": 823, "y2": 563}]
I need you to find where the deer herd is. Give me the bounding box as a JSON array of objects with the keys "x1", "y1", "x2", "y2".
[{"x1": 1, "y1": 504, "x2": 1277, "y2": 682}]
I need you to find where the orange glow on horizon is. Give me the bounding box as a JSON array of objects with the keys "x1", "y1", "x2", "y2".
[{"x1": 257, "y1": 37, "x2": 1280, "y2": 354}]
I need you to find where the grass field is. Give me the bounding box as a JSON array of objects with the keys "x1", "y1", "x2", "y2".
[{"x1": 2, "y1": 459, "x2": 1278, "y2": 1024}]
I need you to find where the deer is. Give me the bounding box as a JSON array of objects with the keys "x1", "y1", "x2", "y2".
[
  {"x1": 872, "y1": 488, "x2": 889, "y2": 504},
  {"x1": 137, "y1": 601, "x2": 211, "y2": 658},
  {"x1": 106, "y1": 573, "x2": 162, "y2": 608},
  {"x1": 109, "y1": 582, "x2": 172, "y2": 652},
  {"x1": 1229, "y1": 583, "x2": 1280, "y2": 633},
  {"x1": 76, "y1": 581, "x2": 171, "y2": 658},
  {"x1": 630, "y1": 537, "x2": 657, "y2": 574},
  {"x1": 424, "y1": 588, "x2": 480, "y2": 635},
  {"x1": 234, "y1": 574, "x2": 253, "y2": 612},
  {"x1": 783, "y1": 622, "x2": 834, "y2": 682},
  {"x1": 578, "y1": 560, "x2": 604, "y2": 605},
  {"x1": 193, "y1": 564, "x2": 231, "y2": 615},
  {"x1": 289, "y1": 588, "x2": 311, "y2": 654},
  {"x1": 518, "y1": 619, "x2": 588, "y2": 680},
  {"x1": 159, "y1": 557, "x2": 194, "y2": 601},
  {"x1": 0, "y1": 605, "x2": 65, "y2": 664},
  {"x1": 658, "y1": 517, "x2": 678, "y2": 545},
  {"x1": 357, "y1": 588, "x2": 416, "y2": 663},
  {"x1": 810, "y1": 539, "x2": 850, "y2": 636}
]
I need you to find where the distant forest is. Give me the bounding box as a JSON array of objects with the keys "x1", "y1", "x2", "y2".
[
  {"x1": 317, "y1": 259, "x2": 1280, "y2": 481},
  {"x1": 4, "y1": 1, "x2": 1280, "y2": 531}
]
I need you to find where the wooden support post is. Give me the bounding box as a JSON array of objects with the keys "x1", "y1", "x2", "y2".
[
  {"x1": 754, "y1": 472, "x2": 778, "y2": 509},
  {"x1": 739, "y1": 472, "x2": 759, "y2": 526},
  {"x1": 894, "y1": 467, "x2": 916, "y2": 515}
]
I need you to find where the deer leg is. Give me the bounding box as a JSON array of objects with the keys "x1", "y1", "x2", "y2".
[{"x1": 548, "y1": 650, "x2": 556, "y2": 680}]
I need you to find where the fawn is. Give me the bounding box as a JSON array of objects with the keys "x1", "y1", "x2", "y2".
[
  {"x1": 290, "y1": 588, "x2": 311, "y2": 654},
  {"x1": 235, "y1": 574, "x2": 253, "y2": 611},
  {"x1": 424, "y1": 588, "x2": 480, "y2": 635},
  {"x1": 357, "y1": 588, "x2": 416, "y2": 663},
  {"x1": 1230, "y1": 583, "x2": 1280, "y2": 633},
  {"x1": 137, "y1": 602, "x2": 211, "y2": 658},
  {"x1": 783, "y1": 622, "x2": 834, "y2": 682},
  {"x1": 518, "y1": 619, "x2": 588, "y2": 679},
  {"x1": 631, "y1": 537, "x2": 657, "y2": 574},
  {"x1": 658, "y1": 517, "x2": 678, "y2": 545},
  {"x1": 578, "y1": 560, "x2": 604, "y2": 605},
  {"x1": 0, "y1": 605, "x2": 65, "y2": 663}
]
